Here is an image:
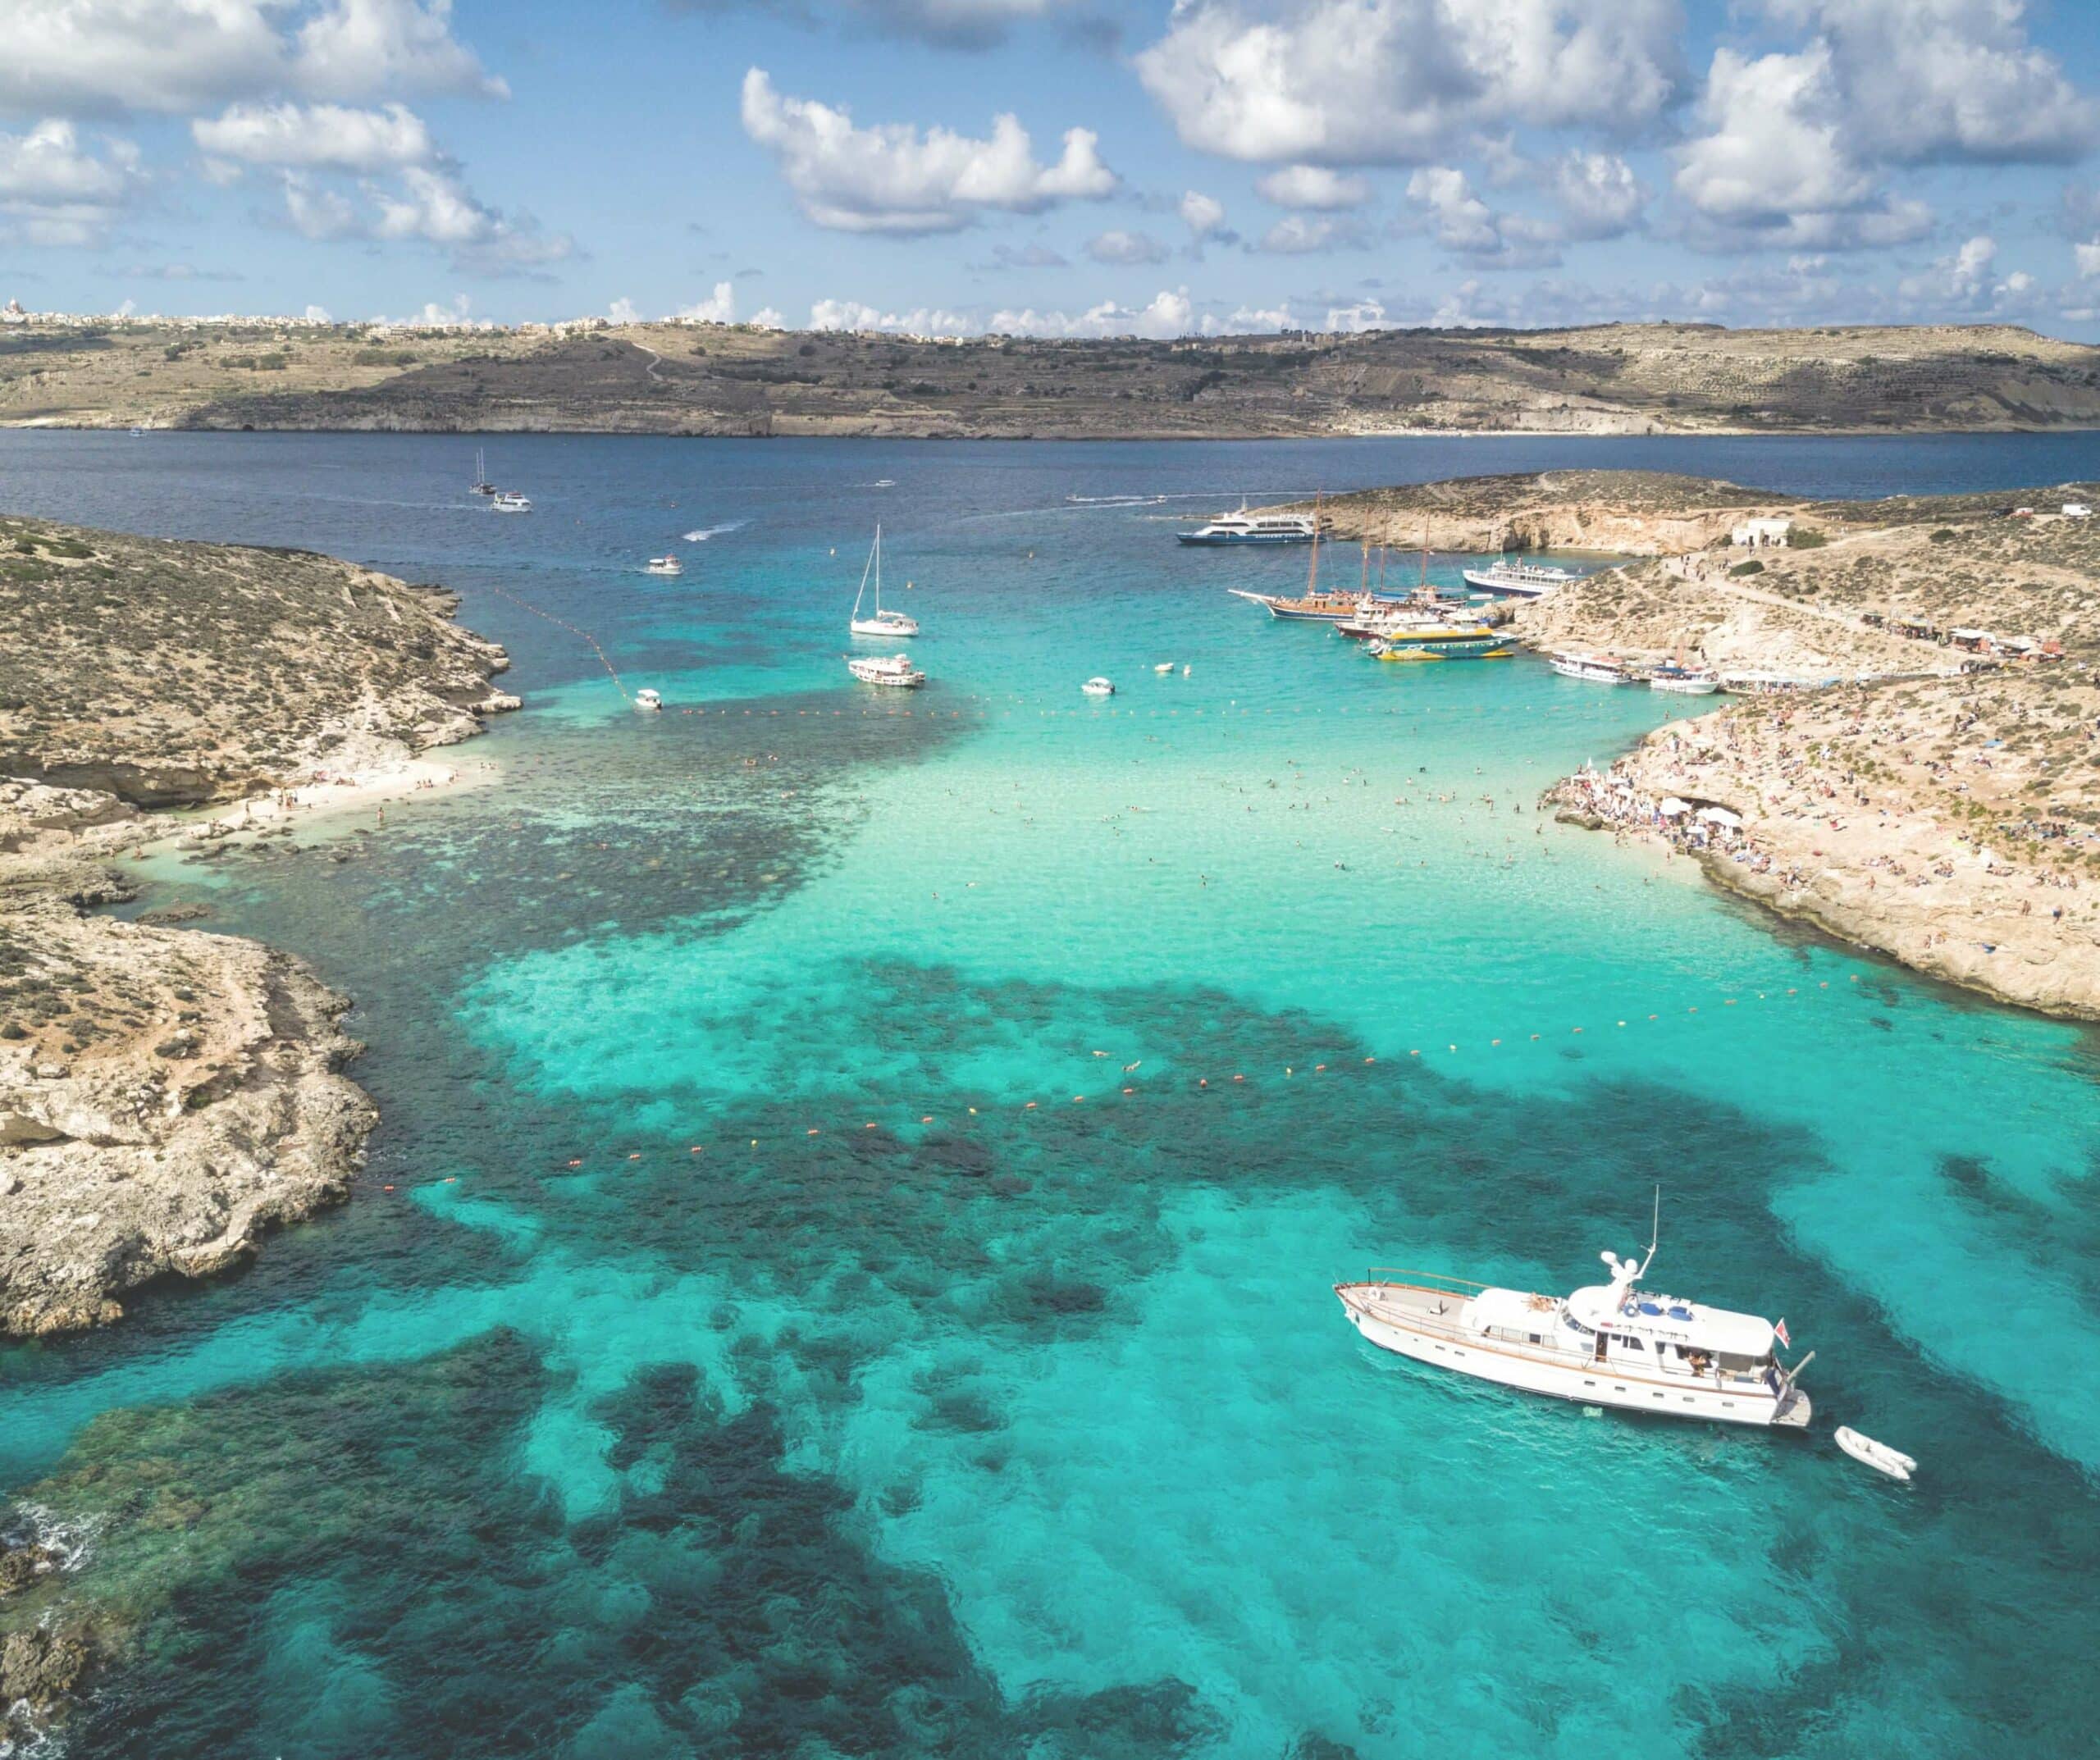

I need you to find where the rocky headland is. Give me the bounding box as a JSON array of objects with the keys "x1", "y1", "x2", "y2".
[
  {"x1": 6, "y1": 317, "x2": 2100, "y2": 438},
  {"x1": 1421, "y1": 476, "x2": 2100, "y2": 1018},
  {"x1": 0, "y1": 515, "x2": 516, "y2": 1338}
]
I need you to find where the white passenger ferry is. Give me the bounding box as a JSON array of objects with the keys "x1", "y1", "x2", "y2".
[
  {"x1": 1461, "y1": 558, "x2": 1584, "y2": 597},
  {"x1": 1335, "y1": 1215, "x2": 1812, "y2": 1429},
  {"x1": 1176, "y1": 505, "x2": 1318, "y2": 546}
]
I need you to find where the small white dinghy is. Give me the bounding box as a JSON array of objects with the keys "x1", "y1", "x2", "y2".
[
  {"x1": 1835, "y1": 1425, "x2": 1916, "y2": 1482},
  {"x1": 1153, "y1": 662, "x2": 1176, "y2": 674},
  {"x1": 1082, "y1": 677, "x2": 1116, "y2": 697}
]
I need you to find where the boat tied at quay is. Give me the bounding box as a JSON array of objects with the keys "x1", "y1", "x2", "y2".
[
  {"x1": 1337, "y1": 1210, "x2": 1813, "y2": 1429},
  {"x1": 1463, "y1": 557, "x2": 1586, "y2": 597}
]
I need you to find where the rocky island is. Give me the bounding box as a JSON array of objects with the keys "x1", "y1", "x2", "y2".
[
  {"x1": 6, "y1": 316, "x2": 2100, "y2": 438},
  {"x1": 0, "y1": 516, "x2": 516, "y2": 1336},
  {"x1": 1298, "y1": 472, "x2": 2100, "y2": 1019}
]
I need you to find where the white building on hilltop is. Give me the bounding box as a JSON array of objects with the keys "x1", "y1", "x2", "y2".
[{"x1": 1729, "y1": 518, "x2": 1794, "y2": 548}]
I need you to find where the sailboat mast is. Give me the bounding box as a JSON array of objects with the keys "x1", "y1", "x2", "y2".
[
  {"x1": 1306, "y1": 494, "x2": 1322, "y2": 595},
  {"x1": 874, "y1": 522, "x2": 882, "y2": 615},
  {"x1": 1359, "y1": 532, "x2": 1370, "y2": 597}
]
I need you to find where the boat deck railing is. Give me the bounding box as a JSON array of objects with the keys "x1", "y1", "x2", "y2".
[{"x1": 1358, "y1": 1268, "x2": 1492, "y2": 1298}]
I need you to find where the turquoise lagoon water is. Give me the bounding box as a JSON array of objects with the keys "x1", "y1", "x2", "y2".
[{"x1": 2, "y1": 432, "x2": 2099, "y2": 1757}]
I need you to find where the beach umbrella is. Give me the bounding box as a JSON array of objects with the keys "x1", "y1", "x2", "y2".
[
  {"x1": 1698, "y1": 806, "x2": 1744, "y2": 829},
  {"x1": 1658, "y1": 797, "x2": 1691, "y2": 816}
]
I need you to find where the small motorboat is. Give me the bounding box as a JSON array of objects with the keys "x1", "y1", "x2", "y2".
[
  {"x1": 1153, "y1": 662, "x2": 1176, "y2": 674},
  {"x1": 645, "y1": 555, "x2": 682, "y2": 577},
  {"x1": 1082, "y1": 677, "x2": 1115, "y2": 696},
  {"x1": 847, "y1": 653, "x2": 925, "y2": 689},
  {"x1": 492, "y1": 491, "x2": 532, "y2": 513},
  {"x1": 633, "y1": 688, "x2": 662, "y2": 712},
  {"x1": 1834, "y1": 1426, "x2": 1915, "y2": 1481}
]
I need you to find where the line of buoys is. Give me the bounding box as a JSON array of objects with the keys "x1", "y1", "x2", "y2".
[{"x1": 377, "y1": 973, "x2": 1880, "y2": 1196}]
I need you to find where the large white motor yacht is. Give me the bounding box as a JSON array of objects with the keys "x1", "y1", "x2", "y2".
[
  {"x1": 1335, "y1": 1216, "x2": 1811, "y2": 1429},
  {"x1": 1176, "y1": 505, "x2": 1318, "y2": 546}
]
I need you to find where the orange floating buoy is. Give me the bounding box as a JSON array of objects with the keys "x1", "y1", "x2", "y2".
[
  {"x1": 806, "y1": 1128, "x2": 819, "y2": 1136},
  {"x1": 567, "y1": 1158, "x2": 582, "y2": 1168},
  {"x1": 1315, "y1": 1064, "x2": 1326, "y2": 1072},
  {"x1": 1410, "y1": 1049, "x2": 1420, "y2": 1056},
  {"x1": 1072, "y1": 1095, "x2": 1084, "y2": 1103},
  {"x1": 1122, "y1": 1087, "x2": 1134, "y2": 1096},
  {"x1": 865, "y1": 1122, "x2": 877, "y2": 1130},
  {"x1": 628, "y1": 1152, "x2": 641, "y2": 1160},
  {"x1": 1025, "y1": 1101, "x2": 1038, "y2": 1110},
  {"x1": 443, "y1": 1176, "x2": 456, "y2": 1183},
  {"x1": 1529, "y1": 1034, "x2": 1541, "y2": 1042},
  {"x1": 382, "y1": 1183, "x2": 395, "y2": 1192},
  {"x1": 1232, "y1": 1074, "x2": 1244, "y2": 1082},
  {"x1": 1491, "y1": 1038, "x2": 1501, "y2": 1046},
  {"x1": 690, "y1": 1147, "x2": 703, "y2": 1155},
  {"x1": 921, "y1": 1115, "x2": 934, "y2": 1124},
  {"x1": 1572, "y1": 1028, "x2": 1582, "y2": 1034}
]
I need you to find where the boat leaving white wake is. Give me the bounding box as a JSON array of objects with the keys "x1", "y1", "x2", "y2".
[{"x1": 682, "y1": 521, "x2": 747, "y2": 542}]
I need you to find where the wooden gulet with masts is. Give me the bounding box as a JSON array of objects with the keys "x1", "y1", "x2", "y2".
[{"x1": 1226, "y1": 494, "x2": 1385, "y2": 621}]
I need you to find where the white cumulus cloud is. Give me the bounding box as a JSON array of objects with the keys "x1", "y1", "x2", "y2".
[
  {"x1": 678, "y1": 280, "x2": 737, "y2": 322},
  {"x1": 1405, "y1": 165, "x2": 1562, "y2": 267},
  {"x1": 1255, "y1": 164, "x2": 1369, "y2": 209},
  {"x1": 740, "y1": 67, "x2": 1116, "y2": 234},
  {"x1": 1085, "y1": 228, "x2": 1170, "y2": 265},
  {"x1": 1134, "y1": 0, "x2": 1682, "y2": 166},
  {"x1": 0, "y1": 0, "x2": 502, "y2": 116},
  {"x1": 1675, "y1": 1, "x2": 2091, "y2": 251},
  {"x1": 0, "y1": 118, "x2": 144, "y2": 245},
  {"x1": 192, "y1": 100, "x2": 434, "y2": 171}
]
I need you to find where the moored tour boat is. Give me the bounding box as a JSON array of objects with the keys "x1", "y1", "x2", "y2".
[
  {"x1": 1082, "y1": 676, "x2": 1116, "y2": 696},
  {"x1": 644, "y1": 555, "x2": 683, "y2": 577},
  {"x1": 633, "y1": 688, "x2": 662, "y2": 712},
  {"x1": 1649, "y1": 663, "x2": 1719, "y2": 695},
  {"x1": 1462, "y1": 558, "x2": 1584, "y2": 598},
  {"x1": 491, "y1": 491, "x2": 532, "y2": 513},
  {"x1": 1549, "y1": 652, "x2": 1630, "y2": 684},
  {"x1": 1335, "y1": 1212, "x2": 1812, "y2": 1429},
  {"x1": 847, "y1": 653, "x2": 925, "y2": 688}
]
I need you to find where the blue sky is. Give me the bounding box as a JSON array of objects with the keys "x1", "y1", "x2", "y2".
[{"x1": 7, "y1": 1, "x2": 2100, "y2": 339}]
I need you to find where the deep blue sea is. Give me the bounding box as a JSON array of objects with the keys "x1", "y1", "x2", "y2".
[{"x1": 2, "y1": 430, "x2": 2098, "y2": 1759}]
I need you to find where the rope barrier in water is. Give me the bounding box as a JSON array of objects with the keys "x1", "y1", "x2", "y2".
[{"x1": 381, "y1": 978, "x2": 1869, "y2": 1191}]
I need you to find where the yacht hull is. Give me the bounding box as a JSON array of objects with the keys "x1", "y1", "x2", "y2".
[
  {"x1": 1336, "y1": 1284, "x2": 1809, "y2": 1429},
  {"x1": 1177, "y1": 531, "x2": 1314, "y2": 545}
]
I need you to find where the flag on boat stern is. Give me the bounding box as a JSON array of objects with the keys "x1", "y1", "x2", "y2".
[{"x1": 1775, "y1": 1318, "x2": 1792, "y2": 1348}]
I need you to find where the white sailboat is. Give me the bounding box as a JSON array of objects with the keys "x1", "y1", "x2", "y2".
[{"x1": 849, "y1": 525, "x2": 920, "y2": 638}]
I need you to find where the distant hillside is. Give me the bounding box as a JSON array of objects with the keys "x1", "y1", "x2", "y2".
[{"x1": 4, "y1": 319, "x2": 2099, "y2": 438}]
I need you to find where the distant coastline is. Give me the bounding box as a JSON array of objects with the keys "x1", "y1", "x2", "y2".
[{"x1": 7, "y1": 317, "x2": 2099, "y2": 440}]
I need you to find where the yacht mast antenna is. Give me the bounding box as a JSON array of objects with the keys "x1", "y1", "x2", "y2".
[{"x1": 1637, "y1": 1186, "x2": 1659, "y2": 1278}]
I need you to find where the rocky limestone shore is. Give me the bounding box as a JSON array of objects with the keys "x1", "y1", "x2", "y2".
[
  {"x1": 1502, "y1": 476, "x2": 2100, "y2": 1019},
  {"x1": 0, "y1": 518, "x2": 517, "y2": 1336}
]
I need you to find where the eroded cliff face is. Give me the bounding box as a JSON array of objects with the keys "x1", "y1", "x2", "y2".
[
  {"x1": 0, "y1": 521, "x2": 517, "y2": 1335},
  {"x1": 0, "y1": 796, "x2": 378, "y2": 1334}
]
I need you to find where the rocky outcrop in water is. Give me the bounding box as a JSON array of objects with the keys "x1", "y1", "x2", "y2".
[{"x1": 0, "y1": 520, "x2": 516, "y2": 1334}]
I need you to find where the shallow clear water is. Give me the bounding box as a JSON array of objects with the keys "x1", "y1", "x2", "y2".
[{"x1": 2, "y1": 432, "x2": 2098, "y2": 1758}]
